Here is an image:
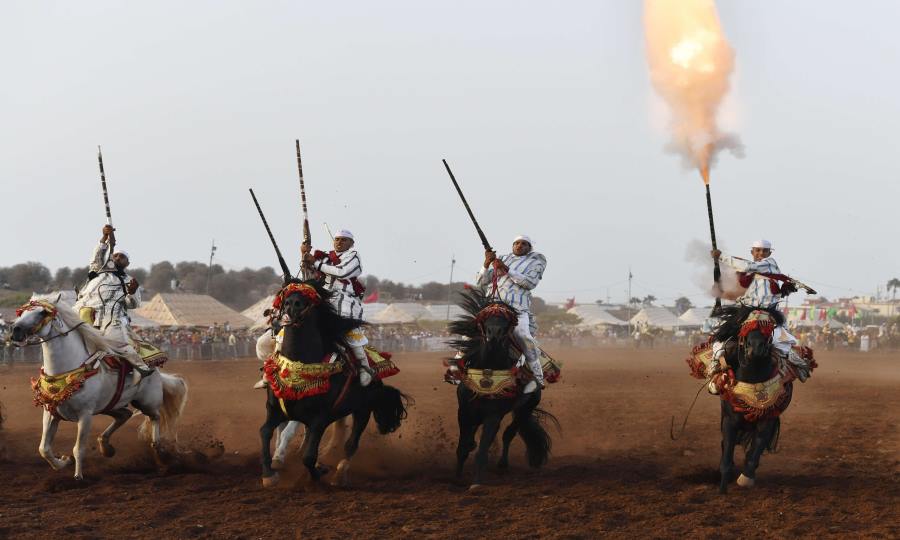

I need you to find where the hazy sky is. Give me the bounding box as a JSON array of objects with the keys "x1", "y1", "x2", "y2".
[{"x1": 2, "y1": 1, "x2": 897, "y2": 304}]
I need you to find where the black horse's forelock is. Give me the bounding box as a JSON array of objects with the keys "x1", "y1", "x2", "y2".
[
  {"x1": 447, "y1": 288, "x2": 516, "y2": 365},
  {"x1": 711, "y1": 304, "x2": 785, "y2": 343},
  {"x1": 281, "y1": 279, "x2": 364, "y2": 354}
]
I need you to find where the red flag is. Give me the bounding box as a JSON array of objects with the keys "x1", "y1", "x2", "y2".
[
  {"x1": 800, "y1": 309, "x2": 806, "y2": 321},
  {"x1": 363, "y1": 290, "x2": 379, "y2": 304},
  {"x1": 563, "y1": 297, "x2": 575, "y2": 310},
  {"x1": 818, "y1": 308, "x2": 827, "y2": 321},
  {"x1": 848, "y1": 304, "x2": 857, "y2": 319}
]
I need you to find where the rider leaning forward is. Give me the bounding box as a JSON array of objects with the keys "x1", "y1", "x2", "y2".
[
  {"x1": 476, "y1": 235, "x2": 547, "y2": 393},
  {"x1": 707, "y1": 239, "x2": 814, "y2": 393},
  {"x1": 255, "y1": 229, "x2": 375, "y2": 387},
  {"x1": 73, "y1": 224, "x2": 153, "y2": 384}
]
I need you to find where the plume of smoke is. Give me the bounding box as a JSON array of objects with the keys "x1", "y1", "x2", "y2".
[
  {"x1": 644, "y1": 0, "x2": 744, "y2": 179},
  {"x1": 684, "y1": 239, "x2": 744, "y2": 300}
]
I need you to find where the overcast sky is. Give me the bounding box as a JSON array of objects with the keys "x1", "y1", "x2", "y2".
[{"x1": 1, "y1": 1, "x2": 897, "y2": 304}]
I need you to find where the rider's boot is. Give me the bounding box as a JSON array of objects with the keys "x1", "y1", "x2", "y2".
[
  {"x1": 522, "y1": 350, "x2": 544, "y2": 394},
  {"x1": 128, "y1": 356, "x2": 154, "y2": 385},
  {"x1": 351, "y1": 345, "x2": 373, "y2": 387}
]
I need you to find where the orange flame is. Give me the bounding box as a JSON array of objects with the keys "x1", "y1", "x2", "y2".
[{"x1": 644, "y1": 0, "x2": 740, "y2": 183}]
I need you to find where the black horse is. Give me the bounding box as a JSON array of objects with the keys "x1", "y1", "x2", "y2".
[
  {"x1": 259, "y1": 280, "x2": 408, "y2": 487},
  {"x1": 449, "y1": 289, "x2": 556, "y2": 489},
  {"x1": 711, "y1": 305, "x2": 792, "y2": 493}
]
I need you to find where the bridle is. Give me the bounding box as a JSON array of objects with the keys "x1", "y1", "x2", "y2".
[
  {"x1": 474, "y1": 302, "x2": 518, "y2": 340},
  {"x1": 272, "y1": 283, "x2": 321, "y2": 328},
  {"x1": 736, "y1": 310, "x2": 775, "y2": 367},
  {"x1": 12, "y1": 300, "x2": 85, "y2": 346}
]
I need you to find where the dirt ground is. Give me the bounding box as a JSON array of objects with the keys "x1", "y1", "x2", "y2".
[{"x1": 0, "y1": 345, "x2": 897, "y2": 539}]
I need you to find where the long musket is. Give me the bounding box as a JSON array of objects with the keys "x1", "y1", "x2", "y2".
[
  {"x1": 704, "y1": 181, "x2": 723, "y2": 316},
  {"x1": 249, "y1": 189, "x2": 293, "y2": 283},
  {"x1": 296, "y1": 140, "x2": 311, "y2": 246},
  {"x1": 442, "y1": 159, "x2": 492, "y2": 252},
  {"x1": 96, "y1": 146, "x2": 117, "y2": 262}
]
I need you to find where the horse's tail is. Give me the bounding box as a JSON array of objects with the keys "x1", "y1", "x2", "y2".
[
  {"x1": 370, "y1": 384, "x2": 411, "y2": 435},
  {"x1": 519, "y1": 407, "x2": 559, "y2": 469},
  {"x1": 140, "y1": 373, "x2": 189, "y2": 442}
]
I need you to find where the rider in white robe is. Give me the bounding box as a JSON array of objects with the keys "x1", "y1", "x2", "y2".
[
  {"x1": 73, "y1": 225, "x2": 151, "y2": 384},
  {"x1": 475, "y1": 235, "x2": 547, "y2": 393}
]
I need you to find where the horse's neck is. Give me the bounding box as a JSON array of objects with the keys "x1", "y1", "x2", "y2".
[
  {"x1": 281, "y1": 321, "x2": 326, "y2": 362},
  {"x1": 728, "y1": 351, "x2": 774, "y2": 384},
  {"x1": 472, "y1": 340, "x2": 516, "y2": 370},
  {"x1": 41, "y1": 321, "x2": 91, "y2": 376}
]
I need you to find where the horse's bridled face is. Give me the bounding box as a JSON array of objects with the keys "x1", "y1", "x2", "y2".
[
  {"x1": 483, "y1": 316, "x2": 510, "y2": 343},
  {"x1": 282, "y1": 292, "x2": 314, "y2": 323},
  {"x1": 742, "y1": 330, "x2": 771, "y2": 365},
  {"x1": 11, "y1": 309, "x2": 48, "y2": 343}
]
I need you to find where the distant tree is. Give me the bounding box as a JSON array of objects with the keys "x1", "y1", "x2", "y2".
[
  {"x1": 54, "y1": 267, "x2": 73, "y2": 290},
  {"x1": 629, "y1": 297, "x2": 642, "y2": 305},
  {"x1": 420, "y1": 281, "x2": 448, "y2": 302},
  {"x1": 0, "y1": 262, "x2": 52, "y2": 292},
  {"x1": 888, "y1": 278, "x2": 900, "y2": 300},
  {"x1": 147, "y1": 261, "x2": 176, "y2": 293},
  {"x1": 531, "y1": 296, "x2": 548, "y2": 314},
  {"x1": 674, "y1": 296, "x2": 693, "y2": 315},
  {"x1": 642, "y1": 295, "x2": 657, "y2": 306}
]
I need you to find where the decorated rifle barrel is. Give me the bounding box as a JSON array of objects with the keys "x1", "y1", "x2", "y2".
[
  {"x1": 249, "y1": 188, "x2": 293, "y2": 282},
  {"x1": 705, "y1": 183, "x2": 722, "y2": 315},
  {"x1": 442, "y1": 159, "x2": 492, "y2": 252},
  {"x1": 295, "y1": 139, "x2": 311, "y2": 245},
  {"x1": 97, "y1": 146, "x2": 113, "y2": 226}
]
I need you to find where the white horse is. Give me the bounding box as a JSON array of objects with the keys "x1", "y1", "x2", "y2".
[{"x1": 10, "y1": 293, "x2": 188, "y2": 480}]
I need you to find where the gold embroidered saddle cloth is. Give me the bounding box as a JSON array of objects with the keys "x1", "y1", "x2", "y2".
[
  {"x1": 463, "y1": 368, "x2": 518, "y2": 398},
  {"x1": 264, "y1": 352, "x2": 346, "y2": 401}
]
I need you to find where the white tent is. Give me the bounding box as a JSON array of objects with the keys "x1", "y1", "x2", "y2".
[
  {"x1": 677, "y1": 308, "x2": 707, "y2": 327},
  {"x1": 242, "y1": 295, "x2": 276, "y2": 330},
  {"x1": 568, "y1": 305, "x2": 628, "y2": 327},
  {"x1": 630, "y1": 306, "x2": 680, "y2": 330},
  {"x1": 369, "y1": 303, "x2": 432, "y2": 324}
]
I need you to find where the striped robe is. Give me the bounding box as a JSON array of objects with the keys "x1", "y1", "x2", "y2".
[
  {"x1": 314, "y1": 249, "x2": 364, "y2": 320},
  {"x1": 475, "y1": 251, "x2": 547, "y2": 316},
  {"x1": 718, "y1": 254, "x2": 782, "y2": 308}
]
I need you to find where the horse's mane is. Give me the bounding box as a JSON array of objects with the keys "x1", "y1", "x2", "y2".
[
  {"x1": 282, "y1": 280, "x2": 364, "y2": 355},
  {"x1": 32, "y1": 293, "x2": 120, "y2": 354},
  {"x1": 447, "y1": 288, "x2": 515, "y2": 365},
  {"x1": 711, "y1": 303, "x2": 785, "y2": 342}
]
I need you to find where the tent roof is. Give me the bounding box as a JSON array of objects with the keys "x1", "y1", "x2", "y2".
[
  {"x1": 677, "y1": 308, "x2": 707, "y2": 326},
  {"x1": 242, "y1": 295, "x2": 276, "y2": 330},
  {"x1": 630, "y1": 306, "x2": 681, "y2": 330},
  {"x1": 568, "y1": 305, "x2": 628, "y2": 327},
  {"x1": 134, "y1": 293, "x2": 253, "y2": 328},
  {"x1": 369, "y1": 303, "x2": 432, "y2": 324}
]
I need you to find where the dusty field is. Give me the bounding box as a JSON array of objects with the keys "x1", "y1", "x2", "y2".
[{"x1": 0, "y1": 346, "x2": 897, "y2": 539}]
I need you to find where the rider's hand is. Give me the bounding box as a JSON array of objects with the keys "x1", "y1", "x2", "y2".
[
  {"x1": 300, "y1": 242, "x2": 311, "y2": 256},
  {"x1": 102, "y1": 224, "x2": 115, "y2": 241},
  {"x1": 484, "y1": 250, "x2": 496, "y2": 268},
  {"x1": 126, "y1": 279, "x2": 139, "y2": 295},
  {"x1": 302, "y1": 253, "x2": 315, "y2": 267},
  {"x1": 493, "y1": 259, "x2": 509, "y2": 274},
  {"x1": 710, "y1": 249, "x2": 721, "y2": 260}
]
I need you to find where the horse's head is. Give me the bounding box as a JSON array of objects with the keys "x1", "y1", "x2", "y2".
[
  {"x1": 10, "y1": 295, "x2": 61, "y2": 345},
  {"x1": 272, "y1": 282, "x2": 323, "y2": 328},
  {"x1": 737, "y1": 310, "x2": 776, "y2": 368},
  {"x1": 474, "y1": 302, "x2": 518, "y2": 347}
]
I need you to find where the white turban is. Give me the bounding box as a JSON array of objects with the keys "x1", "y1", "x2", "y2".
[
  {"x1": 335, "y1": 229, "x2": 354, "y2": 240},
  {"x1": 513, "y1": 235, "x2": 533, "y2": 246},
  {"x1": 751, "y1": 239, "x2": 773, "y2": 250},
  {"x1": 113, "y1": 249, "x2": 130, "y2": 259}
]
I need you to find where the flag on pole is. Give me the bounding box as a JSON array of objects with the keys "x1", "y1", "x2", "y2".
[{"x1": 363, "y1": 290, "x2": 379, "y2": 304}]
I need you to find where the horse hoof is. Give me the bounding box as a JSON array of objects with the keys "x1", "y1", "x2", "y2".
[
  {"x1": 271, "y1": 458, "x2": 284, "y2": 470},
  {"x1": 333, "y1": 460, "x2": 351, "y2": 487},
  {"x1": 262, "y1": 473, "x2": 280, "y2": 488},
  {"x1": 736, "y1": 474, "x2": 755, "y2": 488},
  {"x1": 60, "y1": 456, "x2": 73, "y2": 468},
  {"x1": 468, "y1": 484, "x2": 483, "y2": 492},
  {"x1": 98, "y1": 439, "x2": 116, "y2": 458},
  {"x1": 316, "y1": 464, "x2": 330, "y2": 477},
  {"x1": 74, "y1": 474, "x2": 84, "y2": 481}
]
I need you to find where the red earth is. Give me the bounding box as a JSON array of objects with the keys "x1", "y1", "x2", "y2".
[{"x1": 0, "y1": 345, "x2": 897, "y2": 539}]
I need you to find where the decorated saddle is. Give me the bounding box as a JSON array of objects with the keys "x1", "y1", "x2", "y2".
[
  {"x1": 264, "y1": 346, "x2": 399, "y2": 402},
  {"x1": 32, "y1": 353, "x2": 138, "y2": 419},
  {"x1": 686, "y1": 340, "x2": 816, "y2": 422},
  {"x1": 445, "y1": 348, "x2": 562, "y2": 399}
]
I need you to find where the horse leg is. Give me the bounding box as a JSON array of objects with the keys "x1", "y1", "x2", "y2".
[
  {"x1": 38, "y1": 409, "x2": 70, "y2": 470},
  {"x1": 72, "y1": 413, "x2": 93, "y2": 480},
  {"x1": 260, "y1": 404, "x2": 285, "y2": 487},
  {"x1": 272, "y1": 420, "x2": 301, "y2": 470},
  {"x1": 334, "y1": 411, "x2": 370, "y2": 487},
  {"x1": 497, "y1": 419, "x2": 518, "y2": 471},
  {"x1": 97, "y1": 408, "x2": 134, "y2": 458},
  {"x1": 455, "y1": 410, "x2": 477, "y2": 480},
  {"x1": 301, "y1": 422, "x2": 328, "y2": 483},
  {"x1": 719, "y1": 410, "x2": 738, "y2": 494},
  {"x1": 739, "y1": 420, "x2": 775, "y2": 488},
  {"x1": 471, "y1": 415, "x2": 502, "y2": 490}
]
